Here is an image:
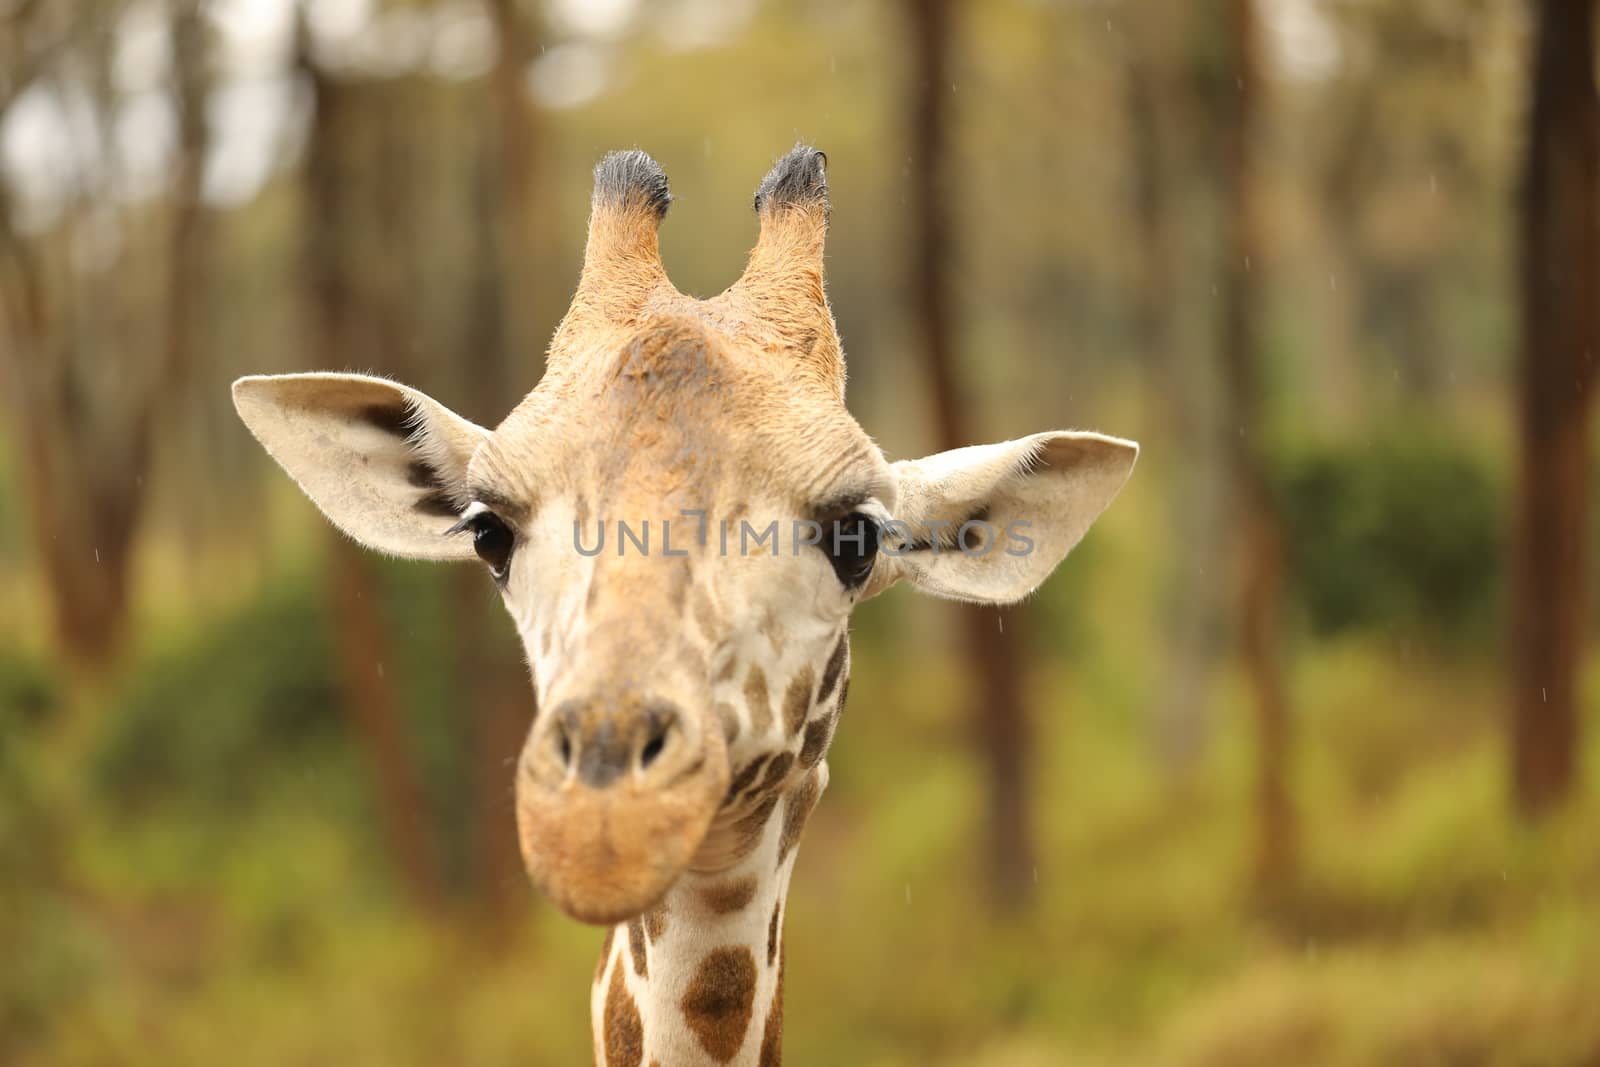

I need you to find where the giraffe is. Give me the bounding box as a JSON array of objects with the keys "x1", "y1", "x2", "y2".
[{"x1": 232, "y1": 145, "x2": 1137, "y2": 1066}]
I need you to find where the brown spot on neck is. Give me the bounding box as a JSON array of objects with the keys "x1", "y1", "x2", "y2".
[
  {"x1": 816, "y1": 634, "x2": 848, "y2": 705},
  {"x1": 755, "y1": 752, "x2": 795, "y2": 795},
  {"x1": 604, "y1": 960, "x2": 644, "y2": 1067},
  {"x1": 798, "y1": 711, "x2": 834, "y2": 769},
  {"x1": 644, "y1": 904, "x2": 668, "y2": 943},
  {"x1": 681, "y1": 946, "x2": 758, "y2": 1063},
  {"x1": 777, "y1": 770, "x2": 822, "y2": 867},
  {"x1": 766, "y1": 900, "x2": 781, "y2": 967},
  {"x1": 727, "y1": 792, "x2": 780, "y2": 862},
  {"x1": 596, "y1": 925, "x2": 616, "y2": 986},
  {"x1": 627, "y1": 917, "x2": 648, "y2": 977},
  {"x1": 744, "y1": 665, "x2": 773, "y2": 734},
  {"x1": 700, "y1": 876, "x2": 759, "y2": 915},
  {"x1": 758, "y1": 949, "x2": 785, "y2": 1067},
  {"x1": 782, "y1": 666, "x2": 814, "y2": 737},
  {"x1": 726, "y1": 754, "x2": 771, "y2": 804}
]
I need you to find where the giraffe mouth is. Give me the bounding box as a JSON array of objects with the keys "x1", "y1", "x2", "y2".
[{"x1": 513, "y1": 732, "x2": 730, "y2": 924}]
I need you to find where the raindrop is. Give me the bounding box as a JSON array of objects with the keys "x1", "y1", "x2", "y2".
[
  {"x1": 93, "y1": 547, "x2": 100, "y2": 563},
  {"x1": 377, "y1": 662, "x2": 385, "y2": 679}
]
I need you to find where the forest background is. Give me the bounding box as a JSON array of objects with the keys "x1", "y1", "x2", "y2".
[{"x1": 2, "y1": 0, "x2": 1599, "y2": 1064}]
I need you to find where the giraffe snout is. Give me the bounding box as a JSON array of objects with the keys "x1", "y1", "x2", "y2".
[{"x1": 514, "y1": 688, "x2": 730, "y2": 924}]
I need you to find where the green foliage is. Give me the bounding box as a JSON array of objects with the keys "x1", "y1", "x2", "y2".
[
  {"x1": 0, "y1": 645, "x2": 58, "y2": 738},
  {"x1": 92, "y1": 570, "x2": 343, "y2": 818},
  {"x1": 1276, "y1": 430, "x2": 1503, "y2": 646}
]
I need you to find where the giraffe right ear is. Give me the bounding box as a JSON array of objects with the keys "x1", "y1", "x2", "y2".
[
  {"x1": 871, "y1": 430, "x2": 1138, "y2": 604},
  {"x1": 232, "y1": 373, "x2": 489, "y2": 561}
]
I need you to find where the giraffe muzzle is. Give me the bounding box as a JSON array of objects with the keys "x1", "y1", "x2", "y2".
[{"x1": 514, "y1": 693, "x2": 730, "y2": 924}]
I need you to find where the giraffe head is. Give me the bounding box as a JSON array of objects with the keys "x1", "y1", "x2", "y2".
[{"x1": 233, "y1": 146, "x2": 1137, "y2": 926}]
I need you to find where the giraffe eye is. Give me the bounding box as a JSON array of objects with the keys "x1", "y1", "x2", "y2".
[
  {"x1": 452, "y1": 510, "x2": 515, "y2": 580},
  {"x1": 823, "y1": 512, "x2": 879, "y2": 589}
]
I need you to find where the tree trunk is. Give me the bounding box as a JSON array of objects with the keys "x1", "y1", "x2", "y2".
[
  {"x1": 485, "y1": 0, "x2": 553, "y2": 374},
  {"x1": 0, "y1": 1, "x2": 211, "y2": 669},
  {"x1": 1218, "y1": 0, "x2": 1295, "y2": 890},
  {"x1": 329, "y1": 539, "x2": 446, "y2": 914},
  {"x1": 1510, "y1": 0, "x2": 1598, "y2": 819},
  {"x1": 164, "y1": 0, "x2": 208, "y2": 392},
  {"x1": 1125, "y1": 12, "x2": 1226, "y2": 773},
  {"x1": 905, "y1": 0, "x2": 1035, "y2": 911},
  {"x1": 298, "y1": 13, "x2": 446, "y2": 913}
]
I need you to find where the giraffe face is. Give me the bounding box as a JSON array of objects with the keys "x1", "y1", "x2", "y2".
[
  {"x1": 472, "y1": 320, "x2": 891, "y2": 922},
  {"x1": 231, "y1": 145, "x2": 1140, "y2": 929}
]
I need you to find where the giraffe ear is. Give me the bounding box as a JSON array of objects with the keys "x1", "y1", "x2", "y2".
[
  {"x1": 871, "y1": 431, "x2": 1138, "y2": 604},
  {"x1": 232, "y1": 373, "x2": 489, "y2": 561}
]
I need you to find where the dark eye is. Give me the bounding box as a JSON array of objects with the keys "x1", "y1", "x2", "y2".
[
  {"x1": 823, "y1": 512, "x2": 879, "y2": 589},
  {"x1": 468, "y1": 512, "x2": 515, "y2": 580}
]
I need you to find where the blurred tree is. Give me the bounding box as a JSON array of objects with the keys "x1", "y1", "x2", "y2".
[
  {"x1": 0, "y1": 0, "x2": 210, "y2": 667},
  {"x1": 905, "y1": 0, "x2": 1035, "y2": 911},
  {"x1": 1509, "y1": 0, "x2": 1598, "y2": 818},
  {"x1": 165, "y1": 0, "x2": 210, "y2": 394},
  {"x1": 1123, "y1": 2, "x2": 1227, "y2": 772},
  {"x1": 1215, "y1": 0, "x2": 1296, "y2": 890},
  {"x1": 484, "y1": 0, "x2": 553, "y2": 367},
  {"x1": 1314, "y1": 1, "x2": 1499, "y2": 401},
  {"x1": 298, "y1": 11, "x2": 445, "y2": 915}
]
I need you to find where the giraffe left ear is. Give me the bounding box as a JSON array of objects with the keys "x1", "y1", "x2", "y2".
[
  {"x1": 869, "y1": 431, "x2": 1138, "y2": 604},
  {"x1": 232, "y1": 373, "x2": 490, "y2": 561}
]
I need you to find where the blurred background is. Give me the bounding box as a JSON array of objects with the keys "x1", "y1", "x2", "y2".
[{"x1": 2, "y1": 0, "x2": 1598, "y2": 1064}]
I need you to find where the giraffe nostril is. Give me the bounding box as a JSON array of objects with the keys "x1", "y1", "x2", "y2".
[
  {"x1": 639, "y1": 731, "x2": 666, "y2": 770},
  {"x1": 556, "y1": 727, "x2": 574, "y2": 770},
  {"x1": 636, "y1": 704, "x2": 680, "y2": 774}
]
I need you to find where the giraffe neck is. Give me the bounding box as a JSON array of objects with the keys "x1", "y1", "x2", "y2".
[{"x1": 591, "y1": 763, "x2": 826, "y2": 1067}]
